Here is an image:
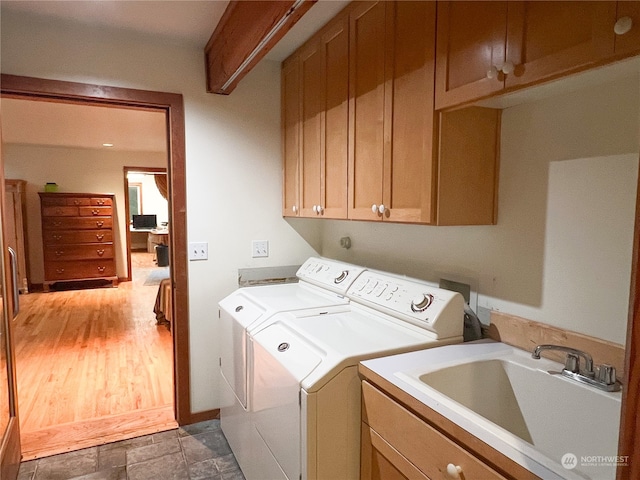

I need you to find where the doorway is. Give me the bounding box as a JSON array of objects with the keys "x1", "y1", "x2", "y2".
[{"x1": 0, "y1": 74, "x2": 191, "y2": 459}]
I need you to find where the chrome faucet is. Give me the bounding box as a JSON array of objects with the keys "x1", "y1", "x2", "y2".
[{"x1": 532, "y1": 344, "x2": 621, "y2": 392}]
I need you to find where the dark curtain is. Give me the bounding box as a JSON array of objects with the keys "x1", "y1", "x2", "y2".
[{"x1": 155, "y1": 173, "x2": 168, "y2": 200}]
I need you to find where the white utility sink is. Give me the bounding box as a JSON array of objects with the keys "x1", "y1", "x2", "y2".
[{"x1": 362, "y1": 341, "x2": 623, "y2": 479}]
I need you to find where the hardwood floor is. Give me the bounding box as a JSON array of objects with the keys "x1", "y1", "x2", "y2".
[{"x1": 15, "y1": 252, "x2": 176, "y2": 460}]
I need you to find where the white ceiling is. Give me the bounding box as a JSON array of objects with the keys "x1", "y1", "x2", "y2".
[
  {"x1": 0, "y1": 0, "x2": 229, "y2": 48},
  {"x1": 1, "y1": 99, "x2": 168, "y2": 152},
  {"x1": 0, "y1": 0, "x2": 349, "y2": 152}
]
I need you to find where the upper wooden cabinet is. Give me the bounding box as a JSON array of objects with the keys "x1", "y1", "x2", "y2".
[
  {"x1": 284, "y1": 0, "x2": 500, "y2": 225},
  {"x1": 282, "y1": 13, "x2": 349, "y2": 219},
  {"x1": 436, "y1": 1, "x2": 638, "y2": 110},
  {"x1": 348, "y1": 1, "x2": 498, "y2": 225}
]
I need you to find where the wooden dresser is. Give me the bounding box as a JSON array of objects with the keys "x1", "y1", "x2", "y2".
[{"x1": 39, "y1": 192, "x2": 118, "y2": 290}]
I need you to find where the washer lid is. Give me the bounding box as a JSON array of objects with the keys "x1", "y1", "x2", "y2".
[{"x1": 256, "y1": 307, "x2": 450, "y2": 392}]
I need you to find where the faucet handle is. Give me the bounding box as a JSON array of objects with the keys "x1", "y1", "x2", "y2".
[
  {"x1": 597, "y1": 364, "x2": 617, "y2": 385},
  {"x1": 564, "y1": 353, "x2": 580, "y2": 373}
]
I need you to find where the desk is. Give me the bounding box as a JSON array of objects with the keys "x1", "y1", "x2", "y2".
[{"x1": 130, "y1": 227, "x2": 168, "y2": 253}]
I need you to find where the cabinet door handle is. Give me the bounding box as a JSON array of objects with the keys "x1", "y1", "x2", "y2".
[
  {"x1": 614, "y1": 16, "x2": 633, "y2": 35},
  {"x1": 56, "y1": 268, "x2": 65, "y2": 274},
  {"x1": 8, "y1": 247, "x2": 19, "y2": 318},
  {"x1": 55, "y1": 250, "x2": 64, "y2": 257},
  {"x1": 96, "y1": 221, "x2": 104, "y2": 228},
  {"x1": 96, "y1": 234, "x2": 104, "y2": 241},
  {"x1": 446, "y1": 464, "x2": 462, "y2": 479},
  {"x1": 97, "y1": 266, "x2": 106, "y2": 273},
  {"x1": 486, "y1": 65, "x2": 499, "y2": 79},
  {"x1": 501, "y1": 60, "x2": 514, "y2": 75},
  {"x1": 96, "y1": 249, "x2": 105, "y2": 257}
]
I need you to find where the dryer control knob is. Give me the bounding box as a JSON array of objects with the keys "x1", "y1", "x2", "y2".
[
  {"x1": 411, "y1": 294, "x2": 433, "y2": 312},
  {"x1": 334, "y1": 270, "x2": 348, "y2": 284}
]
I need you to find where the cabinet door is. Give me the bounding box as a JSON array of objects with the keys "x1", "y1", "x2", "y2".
[
  {"x1": 505, "y1": 1, "x2": 616, "y2": 89},
  {"x1": 282, "y1": 55, "x2": 300, "y2": 217},
  {"x1": 299, "y1": 39, "x2": 324, "y2": 217},
  {"x1": 348, "y1": 1, "x2": 387, "y2": 221},
  {"x1": 615, "y1": 1, "x2": 640, "y2": 56},
  {"x1": 435, "y1": 1, "x2": 508, "y2": 110},
  {"x1": 384, "y1": 1, "x2": 437, "y2": 224},
  {"x1": 361, "y1": 424, "x2": 429, "y2": 480},
  {"x1": 321, "y1": 15, "x2": 349, "y2": 219}
]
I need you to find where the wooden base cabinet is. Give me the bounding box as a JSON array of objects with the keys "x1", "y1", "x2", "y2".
[
  {"x1": 360, "y1": 378, "x2": 540, "y2": 480},
  {"x1": 39, "y1": 193, "x2": 117, "y2": 290}
]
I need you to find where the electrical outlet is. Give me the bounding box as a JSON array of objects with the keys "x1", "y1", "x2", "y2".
[
  {"x1": 188, "y1": 242, "x2": 208, "y2": 261},
  {"x1": 252, "y1": 240, "x2": 269, "y2": 258}
]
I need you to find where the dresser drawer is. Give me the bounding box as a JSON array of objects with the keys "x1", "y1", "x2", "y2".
[
  {"x1": 44, "y1": 244, "x2": 114, "y2": 262},
  {"x1": 79, "y1": 206, "x2": 113, "y2": 217},
  {"x1": 43, "y1": 230, "x2": 113, "y2": 245},
  {"x1": 41, "y1": 196, "x2": 91, "y2": 207},
  {"x1": 91, "y1": 197, "x2": 112, "y2": 206},
  {"x1": 42, "y1": 206, "x2": 79, "y2": 217},
  {"x1": 43, "y1": 217, "x2": 113, "y2": 230},
  {"x1": 362, "y1": 381, "x2": 507, "y2": 480},
  {"x1": 45, "y1": 260, "x2": 116, "y2": 281}
]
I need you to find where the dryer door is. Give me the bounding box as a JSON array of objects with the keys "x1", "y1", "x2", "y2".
[{"x1": 251, "y1": 323, "x2": 321, "y2": 480}]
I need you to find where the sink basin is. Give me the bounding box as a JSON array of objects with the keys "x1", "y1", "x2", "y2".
[{"x1": 365, "y1": 341, "x2": 623, "y2": 479}]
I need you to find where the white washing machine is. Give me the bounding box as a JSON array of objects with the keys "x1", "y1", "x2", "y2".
[
  {"x1": 248, "y1": 270, "x2": 465, "y2": 480},
  {"x1": 218, "y1": 257, "x2": 366, "y2": 479}
]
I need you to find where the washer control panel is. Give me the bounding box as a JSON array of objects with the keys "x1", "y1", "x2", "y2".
[
  {"x1": 296, "y1": 257, "x2": 366, "y2": 294},
  {"x1": 347, "y1": 272, "x2": 464, "y2": 339}
]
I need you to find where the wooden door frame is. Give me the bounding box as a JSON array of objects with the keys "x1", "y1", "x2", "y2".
[
  {"x1": 0, "y1": 74, "x2": 193, "y2": 426},
  {"x1": 123, "y1": 166, "x2": 168, "y2": 282}
]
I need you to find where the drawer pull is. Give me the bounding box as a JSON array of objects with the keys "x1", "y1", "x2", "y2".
[
  {"x1": 92, "y1": 209, "x2": 100, "y2": 215},
  {"x1": 97, "y1": 266, "x2": 106, "y2": 273},
  {"x1": 55, "y1": 250, "x2": 64, "y2": 257},
  {"x1": 53, "y1": 221, "x2": 62, "y2": 227},
  {"x1": 96, "y1": 200, "x2": 105, "y2": 205},
  {"x1": 97, "y1": 249, "x2": 105, "y2": 256},
  {"x1": 446, "y1": 464, "x2": 462, "y2": 479},
  {"x1": 96, "y1": 221, "x2": 104, "y2": 228},
  {"x1": 53, "y1": 234, "x2": 62, "y2": 241},
  {"x1": 73, "y1": 200, "x2": 80, "y2": 205},
  {"x1": 55, "y1": 268, "x2": 65, "y2": 274},
  {"x1": 96, "y1": 234, "x2": 105, "y2": 241},
  {"x1": 55, "y1": 208, "x2": 63, "y2": 214}
]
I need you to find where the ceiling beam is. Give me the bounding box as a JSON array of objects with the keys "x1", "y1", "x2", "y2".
[{"x1": 204, "y1": 0, "x2": 317, "y2": 95}]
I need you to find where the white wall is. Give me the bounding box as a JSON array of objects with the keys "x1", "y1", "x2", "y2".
[
  {"x1": 3, "y1": 145, "x2": 166, "y2": 281},
  {"x1": 321, "y1": 74, "x2": 639, "y2": 345},
  {"x1": 1, "y1": 9, "x2": 320, "y2": 412},
  {"x1": 128, "y1": 172, "x2": 169, "y2": 225}
]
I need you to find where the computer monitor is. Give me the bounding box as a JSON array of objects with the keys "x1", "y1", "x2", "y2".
[{"x1": 132, "y1": 214, "x2": 157, "y2": 229}]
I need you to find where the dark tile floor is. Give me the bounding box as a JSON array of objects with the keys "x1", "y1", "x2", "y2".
[{"x1": 17, "y1": 420, "x2": 246, "y2": 480}]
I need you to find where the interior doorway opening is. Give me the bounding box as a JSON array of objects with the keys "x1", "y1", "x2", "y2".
[{"x1": 0, "y1": 74, "x2": 191, "y2": 461}]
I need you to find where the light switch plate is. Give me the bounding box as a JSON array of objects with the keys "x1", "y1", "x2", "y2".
[
  {"x1": 252, "y1": 240, "x2": 269, "y2": 258},
  {"x1": 189, "y1": 242, "x2": 208, "y2": 261}
]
